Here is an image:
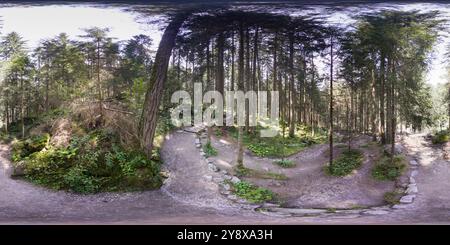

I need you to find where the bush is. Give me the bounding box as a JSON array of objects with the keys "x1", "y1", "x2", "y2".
[
  {"x1": 232, "y1": 181, "x2": 274, "y2": 203},
  {"x1": 203, "y1": 141, "x2": 218, "y2": 157},
  {"x1": 13, "y1": 130, "x2": 163, "y2": 193},
  {"x1": 325, "y1": 149, "x2": 364, "y2": 176},
  {"x1": 383, "y1": 191, "x2": 402, "y2": 205},
  {"x1": 372, "y1": 155, "x2": 406, "y2": 181},
  {"x1": 432, "y1": 130, "x2": 449, "y2": 144},
  {"x1": 273, "y1": 159, "x2": 296, "y2": 168},
  {"x1": 11, "y1": 134, "x2": 50, "y2": 162}
]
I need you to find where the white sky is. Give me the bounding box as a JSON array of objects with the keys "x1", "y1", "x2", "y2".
[
  {"x1": 0, "y1": 3, "x2": 449, "y2": 86},
  {"x1": 0, "y1": 5, "x2": 163, "y2": 49}
]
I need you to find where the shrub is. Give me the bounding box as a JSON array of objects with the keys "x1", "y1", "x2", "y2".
[
  {"x1": 325, "y1": 149, "x2": 364, "y2": 176},
  {"x1": 273, "y1": 159, "x2": 296, "y2": 168},
  {"x1": 13, "y1": 130, "x2": 163, "y2": 194},
  {"x1": 203, "y1": 141, "x2": 218, "y2": 157},
  {"x1": 232, "y1": 181, "x2": 274, "y2": 203},
  {"x1": 11, "y1": 134, "x2": 50, "y2": 162},
  {"x1": 432, "y1": 130, "x2": 449, "y2": 144},
  {"x1": 383, "y1": 191, "x2": 402, "y2": 205},
  {"x1": 372, "y1": 155, "x2": 406, "y2": 181}
]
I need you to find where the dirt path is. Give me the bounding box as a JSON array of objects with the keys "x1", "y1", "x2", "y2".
[
  {"x1": 208, "y1": 134, "x2": 394, "y2": 208},
  {"x1": 0, "y1": 131, "x2": 449, "y2": 224}
]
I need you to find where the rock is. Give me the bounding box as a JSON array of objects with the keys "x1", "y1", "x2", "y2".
[
  {"x1": 204, "y1": 175, "x2": 213, "y2": 181},
  {"x1": 411, "y1": 170, "x2": 418, "y2": 177},
  {"x1": 11, "y1": 161, "x2": 26, "y2": 177},
  {"x1": 262, "y1": 167, "x2": 269, "y2": 171},
  {"x1": 200, "y1": 152, "x2": 206, "y2": 157},
  {"x1": 260, "y1": 203, "x2": 280, "y2": 208},
  {"x1": 195, "y1": 138, "x2": 200, "y2": 144},
  {"x1": 406, "y1": 184, "x2": 418, "y2": 194},
  {"x1": 409, "y1": 160, "x2": 418, "y2": 166},
  {"x1": 220, "y1": 170, "x2": 228, "y2": 175},
  {"x1": 392, "y1": 204, "x2": 411, "y2": 209},
  {"x1": 223, "y1": 175, "x2": 232, "y2": 180},
  {"x1": 230, "y1": 176, "x2": 240, "y2": 184},
  {"x1": 208, "y1": 163, "x2": 219, "y2": 172},
  {"x1": 177, "y1": 130, "x2": 183, "y2": 133},
  {"x1": 221, "y1": 183, "x2": 231, "y2": 191},
  {"x1": 268, "y1": 208, "x2": 327, "y2": 215},
  {"x1": 399, "y1": 194, "x2": 416, "y2": 204},
  {"x1": 213, "y1": 177, "x2": 224, "y2": 182},
  {"x1": 221, "y1": 190, "x2": 231, "y2": 195},
  {"x1": 227, "y1": 194, "x2": 238, "y2": 200},
  {"x1": 195, "y1": 144, "x2": 201, "y2": 148},
  {"x1": 50, "y1": 118, "x2": 72, "y2": 148},
  {"x1": 409, "y1": 177, "x2": 416, "y2": 184},
  {"x1": 363, "y1": 210, "x2": 390, "y2": 215}
]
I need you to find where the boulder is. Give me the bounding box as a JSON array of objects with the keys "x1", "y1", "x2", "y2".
[
  {"x1": 11, "y1": 161, "x2": 26, "y2": 177},
  {"x1": 49, "y1": 118, "x2": 72, "y2": 148},
  {"x1": 399, "y1": 194, "x2": 415, "y2": 204}
]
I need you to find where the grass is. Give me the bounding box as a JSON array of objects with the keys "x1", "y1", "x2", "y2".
[
  {"x1": 273, "y1": 159, "x2": 296, "y2": 168},
  {"x1": 232, "y1": 180, "x2": 275, "y2": 203},
  {"x1": 372, "y1": 154, "x2": 407, "y2": 181},
  {"x1": 432, "y1": 130, "x2": 449, "y2": 144},
  {"x1": 383, "y1": 191, "x2": 402, "y2": 205},
  {"x1": 227, "y1": 125, "x2": 326, "y2": 158},
  {"x1": 325, "y1": 149, "x2": 364, "y2": 176},
  {"x1": 203, "y1": 141, "x2": 218, "y2": 157},
  {"x1": 235, "y1": 165, "x2": 288, "y2": 180},
  {"x1": 11, "y1": 129, "x2": 163, "y2": 194}
]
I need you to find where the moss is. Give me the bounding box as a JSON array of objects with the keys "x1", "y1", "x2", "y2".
[
  {"x1": 12, "y1": 130, "x2": 163, "y2": 194},
  {"x1": 234, "y1": 165, "x2": 288, "y2": 180},
  {"x1": 372, "y1": 155, "x2": 406, "y2": 181},
  {"x1": 232, "y1": 181, "x2": 275, "y2": 203},
  {"x1": 273, "y1": 159, "x2": 296, "y2": 168},
  {"x1": 203, "y1": 141, "x2": 218, "y2": 157},
  {"x1": 325, "y1": 149, "x2": 364, "y2": 176}
]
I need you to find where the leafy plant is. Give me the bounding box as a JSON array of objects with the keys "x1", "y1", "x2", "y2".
[
  {"x1": 232, "y1": 181, "x2": 274, "y2": 203},
  {"x1": 372, "y1": 155, "x2": 406, "y2": 181},
  {"x1": 432, "y1": 130, "x2": 449, "y2": 144},
  {"x1": 325, "y1": 149, "x2": 364, "y2": 176},
  {"x1": 383, "y1": 191, "x2": 402, "y2": 205},
  {"x1": 203, "y1": 141, "x2": 218, "y2": 157},
  {"x1": 273, "y1": 159, "x2": 296, "y2": 168}
]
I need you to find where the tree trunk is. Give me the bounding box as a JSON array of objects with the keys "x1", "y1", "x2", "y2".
[
  {"x1": 329, "y1": 35, "x2": 334, "y2": 166},
  {"x1": 139, "y1": 13, "x2": 189, "y2": 158},
  {"x1": 216, "y1": 32, "x2": 225, "y2": 96},
  {"x1": 288, "y1": 32, "x2": 295, "y2": 138},
  {"x1": 236, "y1": 22, "x2": 245, "y2": 168}
]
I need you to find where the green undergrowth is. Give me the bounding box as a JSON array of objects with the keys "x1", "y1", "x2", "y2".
[
  {"x1": 227, "y1": 125, "x2": 326, "y2": 158},
  {"x1": 372, "y1": 154, "x2": 406, "y2": 181},
  {"x1": 203, "y1": 141, "x2": 218, "y2": 157},
  {"x1": 383, "y1": 191, "x2": 402, "y2": 205},
  {"x1": 431, "y1": 130, "x2": 449, "y2": 144},
  {"x1": 234, "y1": 165, "x2": 287, "y2": 180},
  {"x1": 273, "y1": 159, "x2": 296, "y2": 168},
  {"x1": 325, "y1": 149, "x2": 364, "y2": 176},
  {"x1": 11, "y1": 128, "x2": 163, "y2": 194},
  {"x1": 232, "y1": 180, "x2": 275, "y2": 203}
]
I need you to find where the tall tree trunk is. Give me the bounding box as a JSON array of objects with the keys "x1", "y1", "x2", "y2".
[
  {"x1": 139, "y1": 13, "x2": 189, "y2": 158},
  {"x1": 288, "y1": 32, "x2": 295, "y2": 138},
  {"x1": 216, "y1": 32, "x2": 225, "y2": 96},
  {"x1": 380, "y1": 54, "x2": 386, "y2": 144},
  {"x1": 329, "y1": 35, "x2": 334, "y2": 166},
  {"x1": 236, "y1": 22, "x2": 246, "y2": 168}
]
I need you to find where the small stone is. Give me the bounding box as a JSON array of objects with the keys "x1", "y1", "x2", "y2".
[
  {"x1": 409, "y1": 177, "x2": 416, "y2": 184},
  {"x1": 409, "y1": 160, "x2": 418, "y2": 166},
  {"x1": 221, "y1": 183, "x2": 231, "y2": 191},
  {"x1": 200, "y1": 152, "x2": 206, "y2": 156},
  {"x1": 406, "y1": 184, "x2": 418, "y2": 194},
  {"x1": 177, "y1": 130, "x2": 183, "y2": 133},
  {"x1": 221, "y1": 190, "x2": 231, "y2": 195},
  {"x1": 223, "y1": 175, "x2": 232, "y2": 180},
  {"x1": 363, "y1": 210, "x2": 390, "y2": 215},
  {"x1": 227, "y1": 194, "x2": 238, "y2": 200},
  {"x1": 208, "y1": 163, "x2": 219, "y2": 172},
  {"x1": 195, "y1": 138, "x2": 200, "y2": 144},
  {"x1": 220, "y1": 170, "x2": 228, "y2": 175},
  {"x1": 263, "y1": 167, "x2": 269, "y2": 171},
  {"x1": 204, "y1": 175, "x2": 213, "y2": 181},
  {"x1": 392, "y1": 204, "x2": 411, "y2": 209},
  {"x1": 230, "y1": 176, "x2": 240, "y2": 184},
  {"x1": 411, "y1": 170, "x2": 418, "y2": 177},
  {"x1": 195, "y1": 144, "x2": 201, "y2": 148},
  {"x1": 213, "y1": 177, "x2": 224, "y2": 182},
  {"x1": 399, "y1": 194, "x2": 416, "y2": 204}
]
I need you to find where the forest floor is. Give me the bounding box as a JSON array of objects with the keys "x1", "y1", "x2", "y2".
[
  {"x1": 0, "y1": 131, "x2": 449, "y2": 224},
  {"x1": 207, "y1": 133, "x2": 393, "y2": 209}
]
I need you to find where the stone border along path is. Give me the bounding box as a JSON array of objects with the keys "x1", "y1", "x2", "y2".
[{"x1": 192, "y1": 127, "x2": 420, "y2": 218}]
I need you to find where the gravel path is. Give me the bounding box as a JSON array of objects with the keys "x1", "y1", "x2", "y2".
[{"x1": 0, "y1": 131, "x2": 449, "y2": 224}]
